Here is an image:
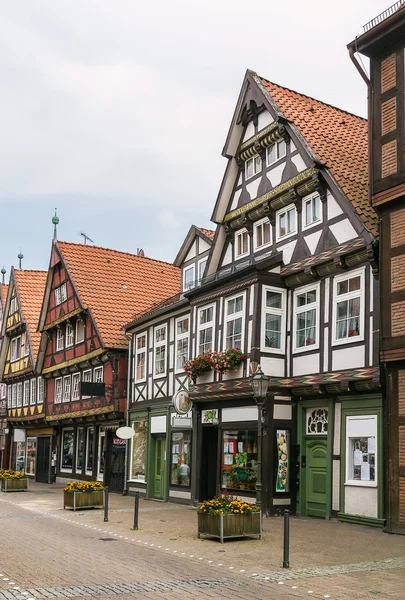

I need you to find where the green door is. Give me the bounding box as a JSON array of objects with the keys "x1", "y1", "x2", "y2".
[
  {"x1": 305, "y1": 439, "x2": 327, "y2": 518},
  {"x1": 154, "y1": 435, "x2": 166, "y2": 499}
]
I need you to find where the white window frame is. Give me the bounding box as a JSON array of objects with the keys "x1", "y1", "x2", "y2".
[
  {"x1": 10, "y1": 336, "x2": 21, "y2": 362},
  {"x1": 82, "y1": 369, "x2": 92, "y2": 399},
  {"x1": 37, "y1": 377, "x2": 44, "y2": 404},
  {"x1": 93, "y1": 366, "x2": 103, "y2": 383},
  {"x1": 266, "y1": 138, "x2": 287, "y2": 166},
  {"x1": 235, "y1": 228, "x2": 250, "y2": 260},
  {"x1": 54, "y1": 377, "x2": 62, "y2": 404},
  {"x1": 10, "y1": 296, "x2": 18, "y2": 314},
  {"x1": 66, "y1": 323, "x2": 74, "y2": 348},
  {"x1": 154, "y1": 325, "x2": 167, "y2": 378},
  {"x1": 134, "y1": 333, "x2": 147, "y2": 382},
  {"x1": 175, "y1": 316, "x2": 189, "y2": 373},
  {"x1": 17, "y1": 382, "x2": 23, "y2": 407},
  {"x1": 54, "y1": 283, "x2": 67, "y2": 306},
  {"x1": 30, "y1": 378, "x2": 37, "y2": 405},
  {"x1": 60, "y1": 427, "x2": 74, "y2": 473},
  {"x1": 23, "y1": 380, "x2": 30, "y2": 406},
  {"x1": 293, "y1": 282, "x2": 320, "y2": 354},
  {"x1": 183, "y1": 265, "x2": 195, "y2": 292},
  {"x1": 72, "y1": 373, "x2": 80, "y2": 401},
  {"x1": 345, "y1": 414, "x2": 377, "y2": 488},
  {"x1": 223, "y1": 292, "x2": 245, "y2": 350},
  {"x1": 253, "y1": 217, "x2": 272, "y2": 252},
  {"x1": 332, "y1": 267, "x2": 365, "y2": 346},
  {"x1": 75, "y1": 318, "x2": 85, "y2": 344},
  {"x1": 56, "y1": 327, "x2": 64, "y2": 351},
  {"x1": 197, "y1": 258, "x2": 208, "y2": 285},
  {"x1": 85, "y1": 427, "x2": 94, "y2": 476},
  {"x1": 11, "y1": 384, "x2": 17, "y2": 408},
  {"x1": 197, "y1": 303, "x2": 216, "y2": 355},
  {"x1": 261, "y1": 286, "x2": 287, "y2": 355},
  {"x1": 276, "y1": 205, "x2": 297, "y2": 242},
  {"x1": 7, "y1": 385, "x2": 11, "y2": 408},
  {"x1": 24, "y1": 334, "x2": 30, "y2": 357},
  {"x1": 303, "y1": 192, "x2": 322, "y2": 230},
  {"x1": 63, "y1": 375, "x2": 71, "y2": 402},
  {"x1": 245, "y1": 154, "x2": 262, "y2": 180}
]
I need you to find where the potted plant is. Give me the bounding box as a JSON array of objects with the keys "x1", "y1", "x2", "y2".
[
  {"x1": 0, "y1": 469, "x2": 28, "y2": 492},
  {"x1": 184, "y1": 348, "x2": 246, "y2": 383},
  {"x1": 197, "y1": 494, "x2": 262, "y2": 543},
  {"x1": 63, "y1": 480, "x2": 105, "y2": 511}
]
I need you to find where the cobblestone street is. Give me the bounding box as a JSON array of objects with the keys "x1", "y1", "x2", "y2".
[{"x1": 0, "y1": 484, "x2": 404, "y2": 599}]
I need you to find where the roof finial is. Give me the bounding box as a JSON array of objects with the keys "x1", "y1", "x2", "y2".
[
  {"x1": 18, "y1": 250, "x2": 24, "y2": 270},
  {"x1": 52, "y1": 208, "x2": 59, "y2": 242},
  {"x1": 1, "y1": 266, "x2": 6, "y2": 285}
]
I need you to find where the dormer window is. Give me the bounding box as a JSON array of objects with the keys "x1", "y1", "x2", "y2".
[
  {"x1": 235, "y1": 229, "x2": 250, "y2": 259},
  {"x1": 245, "y1": 154, "x2": 262, "y2": 180},
  {"x1": 266, "y1": 138, "x2": 287, "y2": 166},
  {"x1": 54, "y1": 283, "x2": 67, "y2": 306},
  {"x1": 183, "y1": 265, "x2": 195, "y2": 292}
]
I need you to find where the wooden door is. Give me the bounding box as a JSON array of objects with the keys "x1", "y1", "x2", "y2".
[
  {"x1": 305, "y1": 439, "x2": 327, "y2": 518},
  {"x1": 36, "y1": 437, "x2": 51, "y2": 483},
  {"x1": 154, "y1": 435, "x2": 166, "y2": 499}
]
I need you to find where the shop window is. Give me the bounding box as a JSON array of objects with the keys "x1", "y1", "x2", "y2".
[
  {"x1": 276, "y1": 430, "x2": 290, "y2": 493},
  {"x1": 221, "y1": 430, "x2": 258, "y2": 492},
  {"x1": 85, "y1": 428, "x2": 94, "y2": 475},
  {"x1": 131, "y1": 419, "x2": 148, "y2": 482},
  {"x1": 15, "y1": 441, "x2": 25, "y2": 472},
  {"x1": 307, "y1": 408, "x2": 328, "y2": 435},
  {"x1": 346, "y1": 415, "x2": 377, "y2": 485},
  {"x1": 76, "y1": 428, "x2": 84, "y2": 473},
  {"x1": 26, "y1": 437, "x2": 37, "y2": 476},
  {"x1": 61, "y1": 429, "x2": 74, "y2": 471},
  {"x1": 175, "y1": 317, "x2": 189, "y2": 372},
  {"x1": 171, "y1": 431, "x2": 191, "y2": 487}
]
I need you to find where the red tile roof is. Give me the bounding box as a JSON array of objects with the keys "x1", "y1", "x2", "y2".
[
  {"x1": 57, "y1": 242, "x2": 181, "y2": 349},
  {"x1": 260, "y1": 78, "x2": 378, "y2": 237},
  {"x1": 198, "y1": 227, "x2": 215, "y2": 240},
  {"x1": 1, "y1": 284, "x2": 8, "y2": 307},
  {"x1": 14, "y1": 271, "x2": 47, "y2": 362}
]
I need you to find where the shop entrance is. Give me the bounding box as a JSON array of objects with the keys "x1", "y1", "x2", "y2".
[
  {"x1": 106, "y1": 432, "x2": 126, "y2": 494},
  {"x1": 36, "y1": 437, "x2": 51, "y2": 483},
  {"x1": 153, "y1": 435, "x2": 166, "y2": 499},
  {"x1": 305, "y1": 438, "x2": 327, "y2": 518},
  {"x1": 199, "y1": 426, "x2": 218, "y2": 501}
]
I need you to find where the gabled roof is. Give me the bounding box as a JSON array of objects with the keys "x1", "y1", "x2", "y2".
[
  {"x1": 125, "y1": 292, "x2": 188, "y2": 331},
  {"x1": 259, "y1": 76, "x2": 377, "y2": 237},
  {"x1": 174, "y1": 225, "x2": 215, "y2": 267},
  {"x1": 55, "y1": 242, "x2": 181, "y2": 349},
  {"x1": 197, "y1": 227, "x2": 215, "y2": 240},
  {"x1": 14, "y1": 270, "x2": 47, "y2": 362}
]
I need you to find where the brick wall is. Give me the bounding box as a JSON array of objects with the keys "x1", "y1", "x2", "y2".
[
  {"x1": 381, "y1": 97, "x2": 397, "y2": 135},
  {"x1": 401, "y1": 478, "x2": 405, "y2": 523},
  {"x1": 381, "y1": 54, "x2": 396, "y2": 93},
  {"x1": 400, "y1": 371, "x2": 405, "y2": 416},
  {"x1": 391, "y1": 208, "x2": 405, "y2": 247},
  {"x1": 391, "y1": 255, "x2": 405, "y2": 292},
  {"x1": 382, "y1": 140, "x2": 397, "y2": 178},
  {"x1": 392, "y1": 300, "x2": 405, "y2": 336}
]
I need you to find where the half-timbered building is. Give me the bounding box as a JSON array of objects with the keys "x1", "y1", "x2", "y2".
[
  {"x1": 0, "y1": 277, "x2": 9, "y2": 469},
  {"x1": 36, "y1": 241, "x2": 180, "y2": 492},
  {"x1": 124, "y1": 226, "x2": 214, "y2": 502},
  {"x1": 0, "y1": 269, "x2": 48, "y2": 480}
]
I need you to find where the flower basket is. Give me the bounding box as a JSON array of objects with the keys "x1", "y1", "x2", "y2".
[
  {"x1": 184, "y1": 348, "x2": 246, "y2": 383},
  {"x1": 0, "y1": 470, "x2": 28, "y2": 492},
  {"x1": 197, "y1": 494, "x2": 261, "y2": 543},
  {"x1": 64, "y1": 490, "x2": 104, "y2": 511}
]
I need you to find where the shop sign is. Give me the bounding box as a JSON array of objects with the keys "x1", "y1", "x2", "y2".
[
  {"x1": 172, "y1": 391, "x2": 191, "y2": 415},
  {"x1": 201, "y1": 409, "x2": 218, "y2": 424}
]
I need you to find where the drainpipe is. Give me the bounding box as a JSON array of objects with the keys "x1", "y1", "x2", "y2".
[{"x1": 122, "y1": 332, "x2": 132, "y2": 495}]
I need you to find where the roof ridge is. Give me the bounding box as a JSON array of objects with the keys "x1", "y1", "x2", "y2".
[
  {"x1": 14, "y1": 269, "x2": 47, "y2": 274},
  {"x1": 260, "y1": 76, "x2": 367, "y2": 122}
]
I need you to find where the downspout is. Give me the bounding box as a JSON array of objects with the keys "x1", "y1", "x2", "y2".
[{"x1": 122, "y1": 332, "x2": 132, "y2": 495}]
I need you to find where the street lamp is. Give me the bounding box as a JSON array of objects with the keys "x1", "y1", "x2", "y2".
[{"x1": 250, "y1": 366, "x2": 269, "y2": 508}]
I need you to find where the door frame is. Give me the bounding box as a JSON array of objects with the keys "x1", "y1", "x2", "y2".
[
  {"x1": 297, "y1": 399, "x2": 334, "y2": 519},
  {"x1": 150, "y1": 434, "x2": 167, "y2": 500},
  {"x1": 36, "y1": 435, "x2": 52, "y2": 483}
]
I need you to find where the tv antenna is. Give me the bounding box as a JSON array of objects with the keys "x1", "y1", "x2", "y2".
[{"x1": 80, "y1": 231, "x2": 94, "y2": 245}]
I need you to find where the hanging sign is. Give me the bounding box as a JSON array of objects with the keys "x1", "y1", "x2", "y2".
[
  {"x1": 116, "y1": 426, "x2": 135, "y2": 440},
  {"x1": 172, "y1": 391, "x2": 191, "y2": 415}
]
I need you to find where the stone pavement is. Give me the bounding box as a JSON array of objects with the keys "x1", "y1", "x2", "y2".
[{"x1": 0, "y1": 481, "x2": 404, "y2": 599}]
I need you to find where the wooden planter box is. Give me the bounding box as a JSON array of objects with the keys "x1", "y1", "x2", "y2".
[
  {"x1": 0, "y1": 478, "x2": 28, "y2": 492},
  {"x1": 64, "y1": 490, "x2": 104, "y2": 511},
  {"x1": 197, "y1": 511, "x2": 262, "y2": 543}
]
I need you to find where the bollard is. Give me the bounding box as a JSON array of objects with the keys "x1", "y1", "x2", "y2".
[
  {"x1": 283, "y1": 509, "x2": 290, "y2": 568},
  {"x1": 133, "y1": 491, "x2": 139, "y2": 530},
  {"x1": 104, "y1": 486, "x2": 109, "y2": 522}
]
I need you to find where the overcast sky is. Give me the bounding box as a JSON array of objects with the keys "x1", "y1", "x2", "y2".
[{"x1": 0, "y1": 0, "x2": 388, "y2": 277}]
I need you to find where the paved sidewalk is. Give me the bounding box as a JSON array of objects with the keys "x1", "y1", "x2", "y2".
[{"x1": 2, "y1": 481, "x2": 405, "y2": 599}]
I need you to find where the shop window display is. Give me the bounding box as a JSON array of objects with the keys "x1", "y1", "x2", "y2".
[
  {"x1": 15, "y1": 441, "x2": 26, "y2": 472},
  {"x1": 222, "y1": 430, "x2": 258, "y2": 491},
  {"x1": 131, "y1": 419, "x2": 148, "y2": 482},
  {"x1": 26, "y1": 437, "x2": 37, "y2": 476},
  {"x1": 171, "y1": 431, "x2": 191, "y2": 487},
  {"x1": 61, "y1": 429, "x2": 74, "y2": 470}
]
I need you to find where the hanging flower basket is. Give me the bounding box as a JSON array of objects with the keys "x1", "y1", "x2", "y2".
[
  {"x1": 0, "y1": 470, "x2": 28, "y2": 492},
  {"x1": 184, "y1": 348, "x2": 246, "y2": 383},
  {"x1": 197, "y1": 495, "x2": 261, "y2": 543},
  {"x1": 63, "y1": 481, "x2": 105, "y2": 511}
]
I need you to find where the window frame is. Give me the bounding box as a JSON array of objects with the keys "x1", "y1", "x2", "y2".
[
  {"x1": 245, "y1": 154, "x2": 262, "y2": 180},
  {"x1": 54, "y1": 377, "x2": 62, "y2": 404},
  {"x1": 260, "y1": 286, "x2": 287, "y2": 355},
  {"x1": 266, "y1": 138, "x2": 287, "y2": 166},
  {"x1": 253, "y1": 217, "x2": 272, "y2": 252},
  {"x1": 153, "y1": 325, "x2": 167, "y2": 378},
  {"x1": 23, "y1": 380, "x2": 30, "y2": 406},
  {"x1": 93, "y1": 366, "x2": 103, "y2": 383},
  {"x1": 293, "y1": 282, "x2": 320, "y2": 354},
  {"x1": 235, "y1": 228, "x2": 250, "y2": 260},
  {"x1": 30, "y1": 378, "x2": 37, "y2": 405},
  {"x1": 303, "y1": 192, "x2": 322, "y2": 231},
  {"x1": 10, "y1": 296, "x2": 18, "y2": 314},
  {"x1": 65, "y1": 323, "x2": 74, "y2": 348},
  {"x1": 175, "y1": 315, "x2": 190, "y2": 374},
  {"x1": 10, "y1": 336, "x2": 21, "y2": 362},
  {"x1": 37, "y1": 377, "x2": 44, "y2": 404},
  {"x1": 183, "y1": 265, "x2": 195, "y2": 292},
  {"x1": 197, "y1": 258, "x2": 208, "y2": 285},
  {"x1": 332, "y1": 267, "x2": 365, "y2": 346},
  {"x1": 82, "y1": 369, "x2": 92, "y2": 399},
  {"x1": 60, "y1": 427, "x2": 74, "y2": 473},
  {"x1": 276, "y1": 205, "x2": 297, "y2": 242},
  {"x1": 134, "y1": 333, "x2": 147, "y2": 382},
  {"x1": 130, "y1": 419, "x2": 148, "y2": 483},
  {"x1": 345, "y1": 414, "x2": 377, "y2": 488},
  {"x1": 56, "y1": 327, "x2": 64, "y2": 351},
  {"x1": 17, "y1": 382, "x2": 23, "y2": 407},
  {"x1": 223, "y1": 292, "x2": 245, "y2": 351},
  {"x1": 75, "y1": 318, "x2": 85, "y2": 344},
  {"x1": 11, "y1": 384, "x2": 17, "y2": 408},
  {"x1": 54, "y1": 282, "x2": 67, "y2": 306},
  {"x1": 197, "y1": 303, "x2": 216, "y2": 355},
  {"x1": 24, "y1": 334, "x2": 30, "y2": 357},
  {"x1": 72, "y1": 372, "x2": 80, "y2": 401},
  {"x1": 63, "y1": 375, "x2": 71, "y2": 402}
]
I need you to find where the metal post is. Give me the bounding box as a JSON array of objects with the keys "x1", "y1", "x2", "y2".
[
  {"x1": 104, "y1": 486, "x2": 109, "y2": 522},
  {"x1": 133, "y1": 491, "x2": 139, "y2": 530},
  {"x1": 283, "y1": 509, "x2": 290, "y2": 568},
  {"x1": 255, "y1": 403, "x2": 263, "y2": 507}
]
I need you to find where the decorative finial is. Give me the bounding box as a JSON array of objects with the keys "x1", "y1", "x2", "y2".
[
  {"x1": 1, "y1": 267, "x2": 6, "y2": 285},
  {"x1": 18, "y1": 250, "x2": 24, "y2": 270},
  {"x1": 52, "y1": 208, "x2": 59, "y2": 241}
]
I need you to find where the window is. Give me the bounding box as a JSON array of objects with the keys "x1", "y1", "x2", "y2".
[
  {"x1": 7, "y1": 385, "x2": 11, "y2": 408},
  {"x1": 346, "y1": 415, "x2": 377, "y2": 486},
  {"x1": 198, "y1": 258, "x2": 207, "y2": 284},
  {"x1": 11, "y1": 384, "x2": 17, "y2": 408},
  {"x1": 61, "y1": 429, "x2": 74, "y2": 471},
  {"x1": 235, "y1": 229, "x2": 250, "y2": 259},
  {"x1": 63, "y1": 376, "x2": 71, "y2": 402},
  {"x1": 82, "y1": 369, "x2": 92, "y2": 399},
  {"x1": 93, "y1": 366, "x2": 103, "y2": 383},
  {"x1": 221, "y1": 429, "x2": 258, "y2": 492},
  {"x1": 224, "y1": 294, "x2": 244, "y2": 349},
  {"x1": 131, "y1": 419, "x2": 148, "y2": 481},
  {"x1": 175, "y1": 317, "x2": 189, "y2": 372},
  {"x1": 303, "y1": 192, "x2": 322, "y2": 229},
  {"x1": 293, "y1": 284, "x2": 319, "y2": 352},
  {"x1": 261, "y1": 287, "x2": 286, "y2": 353},
  {"x1": 135, "y1": 334, "x2": 147, "y2": 381},
  {"x1": 76, "y1": 319, "x2": 85, "y2": 344},
  {"x1": 86, "y1": 427, "x2": 94, "y2": 475},
  {"x1": 17, "y1": 382, "x2": 22, "y2": 407},
  {"x1": 76, "y1": 428, "x2": 84, "y2": 473},
  {"x1": 23, "y1": 380, "x2": 30, "y2": 406},
  {"x1": 277, "y1": 205, "x2": 297, "y2": 240},
  {"x1": 183, "y1": 266, "x2": 195, "y2": 292},
  {"x1": 30, "y1": 379, "x2": 37, "y2": 405},
  {"x1": 66, "y1": 323, "x2": 74, "y2": 347},
  {"x1": 10, "y1": 336, "x2": 21, "y2": 362},
  {"x1": 24, "y1": 335, "x2": 30, "y2": 357},
  {"x1": 254, "y1": 218, "x2": 272, "y2": 251},
  {"x1": 37, "y1": 377, "x2": 44, "y2": 404},
  {"x1": 56, "y1": 327, "x2": 64, "y2": 351},
  {"x1": 154, "y1": 326, "x2": 166, "y2": 376},
  {"x1": 245, "y1": 154, "x2": 262, "y2": 180},
  {"x1": 54, "y1": 377, "x2": 62, "y2": 404},
  {"x1": 171, "y1": 431, "x2": 191, "y2": 487},
  {"x1": 198, "y1": 304, "x2": 215, "y2": 354},
  {"x1": 72, "y1": 373, "x2": 80, "y2": 401},
  {"x1": 266, "y1": 138, "x2": 287, "y2": 165},
  {"x1": 10, "y1": 296, "x2": 18, "y2": 314},
  {"x1": 54, "y1": 283, "x2": 67, "y2": 306},
  {"x1": 332, "y1": 268, "x2": 365, "y2": 345},
  {"x1": 307, "y1": 408, "x2": 328, "y2": 435},
  {"x1": 26, "y1": 438, "x2": 37, "y2": 476}
]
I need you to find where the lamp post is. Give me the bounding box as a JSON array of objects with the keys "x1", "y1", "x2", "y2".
[{"x1": 250, "y1": 366, "x2": 270, "y2": 508}]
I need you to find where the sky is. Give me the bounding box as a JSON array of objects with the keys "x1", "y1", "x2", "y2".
[{"x1": 0, "y1": 0, "x2": 389, "y2": 277}]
